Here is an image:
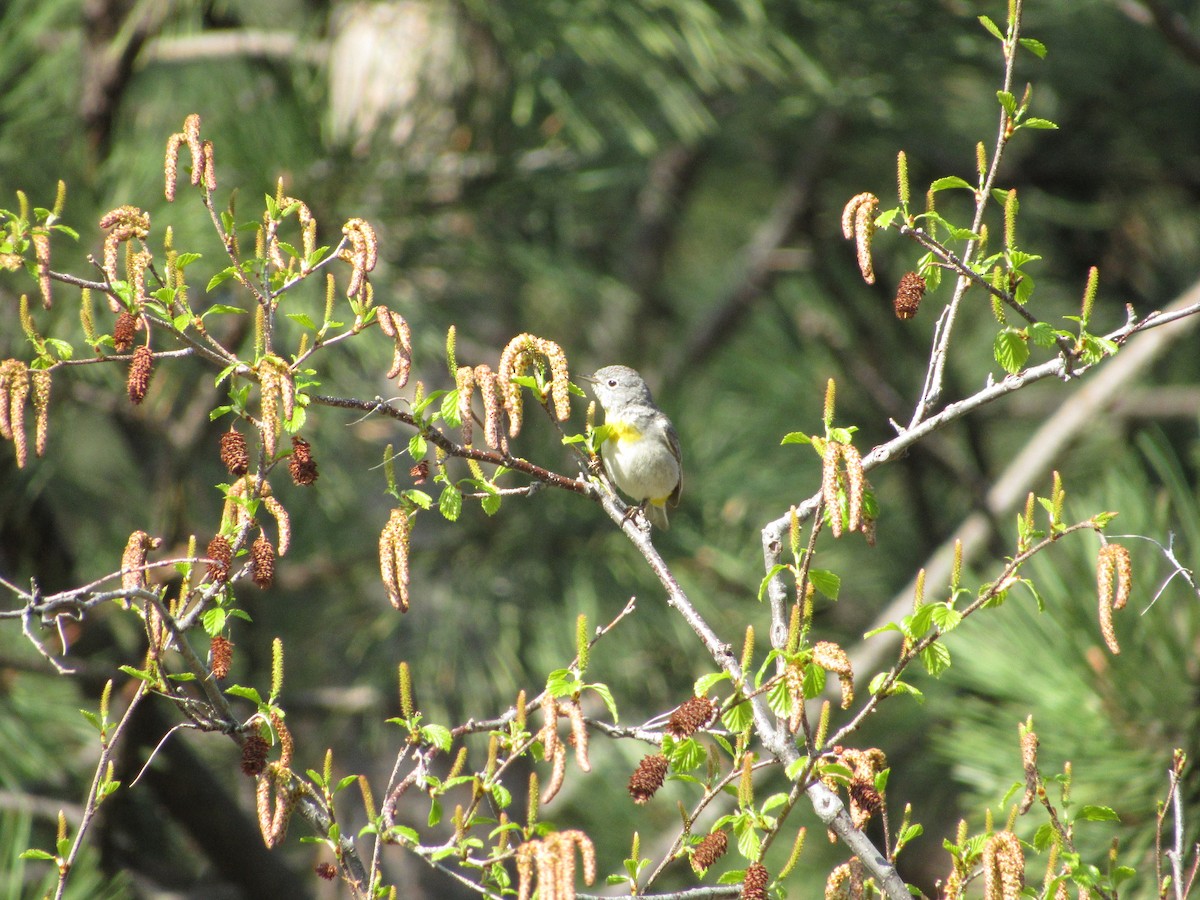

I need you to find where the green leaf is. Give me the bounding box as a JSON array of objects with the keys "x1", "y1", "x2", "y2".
[
  {"x1": 225, "y1": 684, "x2": 265, "y2": 705},
  {"x1": 440, "y1": 389, "x2": 462, "y2": 428},
  {"x1": 757, "y1": 564, "x2": 790, "y2": 601},
  {"x1": 780, "y1": 431, "x2": 812, "y2": 446},
  {"x1": 993, "y1": 328, "x2": 1029, "y2": 374},
  {"x1": 808, "y1": 568, "x2": 840, "y2": 601},
  {"x1": 408, "y1": 434, "x2": 427, "y2": 461},
  {"x1": 801, "y1": 664, "x2": 826, "y2": 698},
  {"x1": 421, "y1": 724, "x2": 453, "y2": 752},
  {"x1": 978, "y1": 15, "x2": 1004, "y2": 40},
  {"x1": 19, "y1": 849, "x2": 55, "y2": 861},
  {"x1": 734, "y1": 820, "x2": 760, "y2": 859},
  {"x1": 996, "y1": 90, "x2": 1017, "y2": 117},
  {"x1": 875, "y1": 206, "x2": 901, "y2": 229},
  {"x1": 203, "y1": 303, "x2": 248, "y2": 317},
  {"x1": 669, "y1": 737, "x2": 705, "y2": 771},
  {"x1": 439, "y1": 485, "x2": 462, "y2": 521},
  {"x1": 919, "y1": 641, "x2": 951, "y2": 677},
  {"x1": 1021, "y1": 117, "x2": 1058, "y2": 130},
  {"x1": 1019, "y1": 37, "x2": 1048, "y2": 58},
  {"x1": 694, "y1": 672, "x2": 730, "y2": 696},
  {"x1": 863, "y1": 621, "x2": 903, "y2": 639},
  {"x1": 428, "y1": 798, "x2": 442, "y2": 827},
  {"x1": 929, "y1": 604, "x2": 962, "y2": 632},
  {"x1": 480, "y1": 490, "x2": 502, "y2": 517},
  {"x1": 118, "y1": 665, "x2": 156, "y2": 683},
  {"x1": 721, "y1": 697, "x2": 753, "y2": 734},
  {"x1": 784, "y1": 755, "x2": 810, "y2": 781},
  {"x1": 1078, "y1": 805, "x2": 1120, "y2": 822},
  {"x1": 286, "y1": 312, "x2": 318, "y2": 330},
  {"x1": 206, "y1": 267, "x2": 237, "y2": 292},
  {"x1": 929, "y1": 175, "x2": 975, "y2": 193},
  {"x1": 490, "y1": 782, "x2": 512, "y2": 810},
  {"x1": 584, "y1": 682, "x2": 618, "y2": 722},
  {"x1": 1027, "y1": 321, "x2": 1059, "y2": 347},
  {"x1": 174, "y1": 252, "x2": 202, "y2": 268}
]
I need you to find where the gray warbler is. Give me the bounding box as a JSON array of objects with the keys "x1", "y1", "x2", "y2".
[{"x1": 584, "y1": 365, "x2": 682, "y2": 529}]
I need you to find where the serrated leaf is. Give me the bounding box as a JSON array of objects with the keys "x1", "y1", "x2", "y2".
[
  {"x1": 978, "y1": 15, "x2": 1004, "y2": 40},
  {"x1": 286, "y1": 312, "x2": 318, "y2": 330},
  {"x1": 225, "y1": 684, "x2": 264, "y2": 704},
  {"x1": 1021, "y1": 117, "x2": 1058, "y2": 130},
  {"x1": 919, "y1": 641, "x2": 951, "y2": 677},
  {"x1": 1027, "y1": 321, "x2": 1058, "y2": 347},
  {"x1": 784, "y1": 755, "x2": 810, "y2": 781},
  {"x1": 929, "y1": 604, "x2": 962, "y2": 632},
  {"x1": 174, "y1": 252, "x2": 202, "y2": 268},
  {"x1": 19, "y1": 849, "x2": 55, "y2": 861},
  {"x1": 735, "y1": 821, "x2": 760, "y2": 859},
  {"x1": 118, "y1": 665, "x2": 155, "y2": 683},
  {"x1": 481, "y1": 491, "x2": 502, "y2": 516},
  {"x1": 421, "y1": 724, "x2": 453, "y2": 752},
  {"x1": 1078, "y1": 805, "x2": 1120, "y2": 822},
  {"x1": 994, "y1": 328, "x2": 1029, "y2": 374},
  {"x1": 802, "y1": 662, "x2": 826, "y2": 699},
  {"x1": 670, "y1": 737, "x2": 705, "y2": 771},
  {"x1": 809, "y1": 568, "x2": 840, "y2": 601},
  {"x1": 758, "y1": 564, "x2": 791, "y2": 600},
  {"x1": 721, "y1": 698, "x2": 753, "y2": 734},
  {"x1": 440, "y1": 389, "x2": 461, "y2": 427},
  {"x1": 491, "y1": 782, "x2": 512, "y2": 809},
  {"x1": 875, "y1": 206, "x2": 901, "y2": 228},
  {"x1": 780, "y1": 431, "x2": 812, "y2": 446},
  {"x1": 694, "y1": 672, "x2": 730, "y2": 696},
  {"x1": 204, "y1": 303, "x2": 248, "y2": 316},
  {"x1": 1019, "y1": 37, "x2": 1047, "y2": 58},
  {"x1": 1033, "y1": 821, "x2": 1056, "y2": 852},
  {"x1": 863, "y1": 622, "x2": 903, "y2": 639},
  {"x1": 996, "y1": 90, "x2": 1017, "y2": 117},
  {"x1": 585, "y1": 682, "x2": 618, "y2": 722},
  {"x1": 428, "y1": 798, "x2": 442, "y2": 827},
  {"x1": 206, "y1": 267, "x2": 237, "y2": 292},
  {"x1": 408, "y1": 434, "x2": 427, "y2": 461},
  {"x1": 929, "y1": 175, "x2": 975, "y2": 193}
]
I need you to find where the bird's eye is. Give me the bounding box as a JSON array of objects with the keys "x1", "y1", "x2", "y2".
[{"x1": 607, "y1": 379, "x2": 617, "y2": 387}]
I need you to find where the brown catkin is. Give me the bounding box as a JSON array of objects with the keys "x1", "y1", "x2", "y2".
[
  {"x1": 741, "y1": 862, "x2": 769, "y2": 900},
  {"x1": 220, "y1": 427, "x2": 250, "y2": 476},
  {"x1": 666, "y1": 695, "x2": 717, "y2": 739},
  {"x1": 894, "y1": 271, "x2": 926, "y2": 319},
  {"x1": 241, "y1": 734, "x2": 269, "y2": 776},
  {"x1": 251, "y1": 534, "x2": 275, "y2": 589},
  {"x1": 691, "y1": 830, "x2": 728, "y2": 873},
  {"x1": 210, "y1": 635, "x2": 233, "y2": 679},
  {"x1": 127, "y1": 346, "x2": 153, "y2": 404},
  {"x1": 628, "y1": 754, "x2": 668, "y2": 804},
  {"x1": 288, "y1": 435, "x2": 318, "y2": 486},
  {"x1": 207, "y1": 535, "x2": 232, "y2": 583},
  {"x1": 113, "y1": 310, "x2": 138, "y2": 352}
]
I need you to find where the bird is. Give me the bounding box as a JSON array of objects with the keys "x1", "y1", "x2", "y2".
[{"x1": 584, "y1": 365, "x2": 682, "y2": 529}]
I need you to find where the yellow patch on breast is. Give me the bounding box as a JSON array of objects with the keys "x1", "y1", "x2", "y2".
[{"x1": 606, "y1": 421, "x2": 643, "y2": 443}]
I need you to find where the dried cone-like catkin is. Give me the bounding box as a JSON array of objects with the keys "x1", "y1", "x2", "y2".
[
  {"x1": 666, "y1": 695, "x2": 717, "y2": 739},
  {"x1": 241, "y1": 734, "x2": 269, "y2": 776},
  {"x1": 812, "y1": 641, "x2": 855, "y2": 709},
  {"x1": 220, "y1": 427, "x2": 250, "y2": 476},
  {"x1": 251, "y1": 534, "x2": 275, "y2": 589},
  {"x1": 113, "y1": 310, "x2": 137, "y2": 352},
  {"x1": 315, "y1": 862, "x2": 336, "y2": 880},
  {"x1": 127, "y1": 346, "x2": 153, "y2": 404},
  {"x1": 894, "y1": 271, "x2": 926, "y2": 319},
  {"x1": 628, "y1": 753, "x2": 668, "y2": 804},
  {"x1": 741, "y1": 862, "x2": 769, "y2": 900},
  {"x1": 691, "y1": 830, "x2": 728, "y2": 873},
  {"x1": 207, "y1": 535, "x2": 232, "y2": 583},
  {"x1": 288, "y1": 435, "x2": 318, "y2": 486},
  {"x1": 210, "y1": 635, "x2": 233, "y2": 680}
]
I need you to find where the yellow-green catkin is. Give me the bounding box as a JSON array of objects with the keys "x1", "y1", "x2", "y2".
[
  {"x1": 912, "y1": 568, "x2": 926, "y2": 611},
  {"x1": 80, "y1": 288, "x2": 97, "y2": 344},
  {"x1": 738, "y1": 752, "x2": 755, "y2": 808},
  {"x1": 359, "y1": 775, "x2": 376, "y2": 820},
  {"x1": 52, "y1": 180, "x2": 66, "y2": 218},
  {"x1": 1004, "y1": 189, "x2": 1018, "y2": 250},
  {"x1": 976, "y1": 142, "x2": 988, "y2": 179},
  {"x1": 270, "y1": 637, "x2": 284, "y2": 698},
  {"x1": 786, "y1": 602, "x2": 802, "y2": 655},
  {"x1": 740, "y1": 626, "x2": 755, "y2": 676},
  {"x1": 446, "y1": 325, "x2": 458, "y2": 377},
  {"x1": 951, "y1": 539, "x2": 963, "y2": 592},
  {"x1": 324, "y1": 273, "x2": 336, "y2": 324},
  {"x1": 398, "y1": 661, "x2": 414, "y2": 719},
  {"x1": 526, "y1": 772, "x2": 540, "y2": 830},
  {"x1": 779, "y1": 827, "x2": 807, "y2": 879},
  {"x1": 896, "y1": 151, "x2": 910, "y2": 206},
  {"x1": 814, "y1": 700, "x2": 830, "y2": 749},
  {"x1": 823, "y1": 378, "x2": 836, "y2": 427},
  {"x1": 576, "y1": 614, "x2": 590, "y2": 675},
  {"x1": 1051, "y1": 471, "x2": 1065, "y2": 524},
  {"x1": 1081, "y1": 266, "x2": 1100, "y2": 322}
]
